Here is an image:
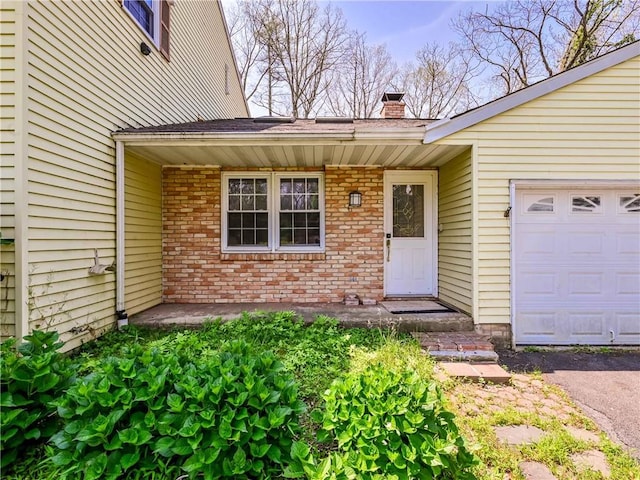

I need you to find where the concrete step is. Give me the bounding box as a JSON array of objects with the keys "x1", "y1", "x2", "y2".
[
  {"x1": 440, "y1": 362, "x2": 512, "y2": 384},
  {"x1": 412, "y1": 331, "x2": 494, "y2": 351},
  {"x1": 339, "y1": 312, "x2": 474, "y2": 333},
  {"x1": 428, "y1": 349, "x2": 499, "y2": 363},
  {"x1": 412, "y1": 331, "x2": 500, "y2": 363}
]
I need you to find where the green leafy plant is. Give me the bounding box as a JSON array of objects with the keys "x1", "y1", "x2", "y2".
[
  {"x1": 48, "y1": 340, "x2": 306, "y2": 479},
  {"x1": 0, "y1": 330, "x2": 75, "y2": 470},
  {"x1": 288, "y1": 364, "x2": 478, "y2": 479}
]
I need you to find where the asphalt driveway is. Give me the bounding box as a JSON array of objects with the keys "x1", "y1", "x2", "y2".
[{"x1": 498, "y1": 350, "x2": 640, "y2": 460}]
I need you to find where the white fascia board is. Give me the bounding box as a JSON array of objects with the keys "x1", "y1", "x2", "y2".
[
  {"x1": 424, "y1": 42, "x2": 640, "y2": 144},
  {"x1": 354, "y1": 127, "x2": 425, "y2": 141},
  {"x1": 112, "y1": 130, "x2": 424, "y2": 146}
]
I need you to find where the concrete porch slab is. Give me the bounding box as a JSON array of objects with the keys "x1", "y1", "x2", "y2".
[{"x1": 129, "y1": 302, "x2": 474, "y2": 333}]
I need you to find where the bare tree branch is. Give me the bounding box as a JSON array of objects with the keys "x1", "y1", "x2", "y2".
[
  {"x1": 325, "y1": 32, "x2": 398, "y2": 118},
  {"x1": 393, "y1": 42, "x2": 478, "y2": 118},
  {"x1": 453, "y1": 0, "x2": 639, "y2": 98}
]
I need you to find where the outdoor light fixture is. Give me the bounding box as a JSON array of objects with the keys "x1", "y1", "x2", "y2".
[
  {"x1": 349, "y1": 191, "x2": 362, "y2": 208},
  {"x1": 140, "y1": 42, "x2": 151, "y2": 56}
]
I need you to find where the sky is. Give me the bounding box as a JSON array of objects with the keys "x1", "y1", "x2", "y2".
[
  {"x1": 332, "y1": 1, "x2": 489, "y2": 65},
  {"x1": 223, "y1": 0, "x2": 496, "y2": 116}
]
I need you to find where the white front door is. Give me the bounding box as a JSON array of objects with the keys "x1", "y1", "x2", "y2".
[{"x1": 384, "y1": 171, "x2": 437, "y2": 296}]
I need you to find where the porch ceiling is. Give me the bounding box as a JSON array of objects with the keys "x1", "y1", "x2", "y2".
[
  {"x1": 113, "y1": 118, "x2": 470, "y2": 168},
  {"x1": 122, "y1": 142, "x2": 469, "y2": 168}
]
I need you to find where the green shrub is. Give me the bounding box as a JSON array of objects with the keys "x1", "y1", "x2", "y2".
[
  {"x1": 48, "y1": 340, "x2": 306, "y2": 479},
  {"x1": 0, "y1": 330, "x2": 74, "y2": 470},
  {"x1": 289, "y1": 364, "x2": 477, "y2": 479}
]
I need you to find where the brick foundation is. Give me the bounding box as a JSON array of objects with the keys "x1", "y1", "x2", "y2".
[
  {"x1": 474, "y1": 323, "x2": 513, "y2": 350},
  {"x1": 162, "y1": 166, "x2": 385, "y2": 303}
]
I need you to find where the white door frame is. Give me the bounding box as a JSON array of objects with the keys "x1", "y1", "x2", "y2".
[{"x1": 383, "y1": 170, "x2": 438, "y2": 297}]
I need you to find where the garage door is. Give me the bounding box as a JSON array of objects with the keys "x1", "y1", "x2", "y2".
[{"x1": 514, "y1": 187, "x2": 640, "y2": 345}]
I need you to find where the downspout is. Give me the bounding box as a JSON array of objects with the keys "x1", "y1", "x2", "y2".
[
  {"x1": 115, "y1": 141, "x2": 128, "y2": 328},
  {"x1": 509, "y1": 181, "x2": 516, "y2": 350}
]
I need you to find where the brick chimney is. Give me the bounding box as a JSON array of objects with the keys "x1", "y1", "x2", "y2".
[{"x1": 380, "y1": 92, "x2": 405, "y2": 119}]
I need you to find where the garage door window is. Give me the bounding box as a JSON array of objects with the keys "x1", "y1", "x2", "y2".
[
  {"x1": 572, "y1": 195, "x2": 601, "y2": 213},
  {"x1": 620, "y1": 194, "x2": 640, "y2": 213},
  {"x1": 526, "y1": 196, "x2": 554, "y2": 213}
]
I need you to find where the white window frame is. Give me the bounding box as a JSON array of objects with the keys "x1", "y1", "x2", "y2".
[
  {"x1": 123, "y1": 0, "x2": 161, "y2": 46},
  {"x1": 222, "y1": 172, "x2": 325, "y2": 253}
]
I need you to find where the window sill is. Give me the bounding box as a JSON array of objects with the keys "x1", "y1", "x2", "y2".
[{"x1": 220, "y1": 252, "x2": 326, "y2": 262}]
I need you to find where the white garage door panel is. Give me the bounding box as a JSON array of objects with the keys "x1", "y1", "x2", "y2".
[
  {"x1": 515, "y1": 188, "x2": 640, "y2": 345},
  {"x1": 618, "y1": 314, "x2": 640, "y2": 343}
]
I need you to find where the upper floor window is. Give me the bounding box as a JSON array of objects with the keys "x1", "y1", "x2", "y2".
[
  {"x1": 123, "y1": 0, "x2": 171, "y2": 60},
  {"x1": 124, "y1": 0, "x2": 155, "y2": 37}
]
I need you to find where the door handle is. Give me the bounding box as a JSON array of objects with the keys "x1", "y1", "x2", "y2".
[{"x1": 386, "y1": 238, "x2": 391, "y2": 262}]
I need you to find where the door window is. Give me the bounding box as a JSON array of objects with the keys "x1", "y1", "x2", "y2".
[{"x1": 392, "y1": 184, "x2": 424, "y2": 237}]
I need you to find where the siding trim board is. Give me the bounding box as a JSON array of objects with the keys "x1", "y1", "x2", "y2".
[{"x1": 14, "y1": 0, "x2": 29, "y2": 339}]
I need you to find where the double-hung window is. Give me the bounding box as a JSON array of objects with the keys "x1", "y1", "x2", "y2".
[
  {"x1": 223, "y1": 173, "x2": 324, "y2": 252},
  {"x1": 123, "y1": 0, "x2": 171, "y2": 59},
  {"x1": 124, "y1": 0, "x2": 155, "y2": 37}
]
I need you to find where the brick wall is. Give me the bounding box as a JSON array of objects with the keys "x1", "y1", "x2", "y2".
[
  {"x1": 162, "y1": 166, "x2": 384, "y2": 303},
  {"x1": 475, "y1": 323, "x2": 512, "y2": 350}
]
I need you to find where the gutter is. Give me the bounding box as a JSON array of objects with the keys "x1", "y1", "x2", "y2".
[{"x1": 111, "y1": 129, "x2": 427, "y2": 146}]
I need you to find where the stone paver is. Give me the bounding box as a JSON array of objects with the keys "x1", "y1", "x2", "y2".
[
  {"x1": 566, "y1": 426, "x2": 600, "y2": 444},
  {"x1": 446, "y1": 365, "x2": 618, "y2": 479},
  {"x1": 570, "y1": 450, "x2": 611, "y2": 478},
  {"x1": 519, "y1": 461, "x2": 558, "y2": 480},
  {"x1": 440, "y1": 362, "x2": 511, "y2": 384},
  {"x1": 473, "y1": 364, "x2": 512, "y2": 384},
  {"x1": 495, "y1": 425, "x2": 546, "y2": 445}
]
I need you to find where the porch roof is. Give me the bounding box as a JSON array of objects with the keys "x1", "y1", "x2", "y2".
[{"x1": 112, "y1": 118, "x2": 468, "y2": 168}]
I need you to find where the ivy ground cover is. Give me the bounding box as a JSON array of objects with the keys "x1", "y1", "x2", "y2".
[{"x1": 1, "y1": 312, "x2": 477, "y2": 479}]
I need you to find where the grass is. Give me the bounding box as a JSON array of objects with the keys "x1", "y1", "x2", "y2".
[
  {"x1": 74, "y1": 312, "x2": 394, "y2": 399},
  {"x1": 4, "y1": 312, "x2": 640, "y2": 479}
]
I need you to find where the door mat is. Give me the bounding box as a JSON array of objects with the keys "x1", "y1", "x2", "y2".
[{"x1": 381, "y1": 300, "x2": 455, "y2": 314}]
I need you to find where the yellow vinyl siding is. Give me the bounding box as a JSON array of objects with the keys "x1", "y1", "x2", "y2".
[
  {"x1": 440, "y1": 55, "x2": 640, "y2": 325},
  {"x1": 438, "y1": 149, "x2": 472, "y2": 314},
  {"x1": 17, "y1": 0, "x2": 246, "y2": 349},
  {"x1": 0, "y1": 3, "x2": 16, "y2": 338},
  {"x1": 125, "y1": 154, "x2": 162, "y2": 315}
]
